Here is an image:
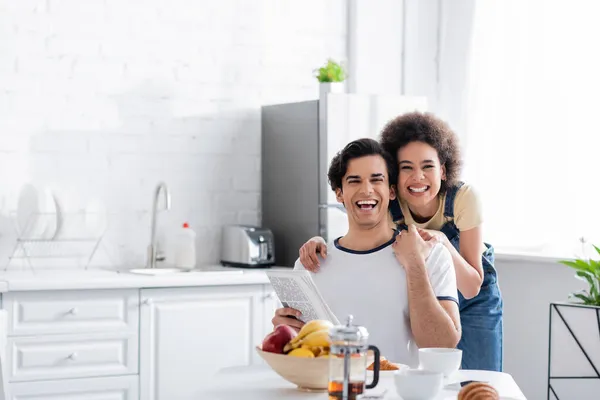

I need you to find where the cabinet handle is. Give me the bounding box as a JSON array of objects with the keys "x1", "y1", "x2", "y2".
[
  {"x1": 263, "y1": 292, "x2": 275, "y2": 300},
  {"x1": 143, "y1": 299, "x2": 153, "y2": 305},
  {"x1": 68, "y1": 308, "x2": 78, "y2": 315},
  {"x1": 67, "y1": 352, "x2": 77, "y2": 361}
]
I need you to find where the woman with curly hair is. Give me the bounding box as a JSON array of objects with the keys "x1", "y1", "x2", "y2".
[{"x1": 297, "y1": 111, "x2": 504, "y2": 372}]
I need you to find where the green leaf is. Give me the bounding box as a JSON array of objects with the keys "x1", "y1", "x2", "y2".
[
  {"x1": 576, "y1": 271, "x2": 598, "y2": 297},
  {"x1": 589, "y1": 259, "x2": 600, "y2": 278},
  {"x1": 560, "y1": 247, "x2": 600, "y2": 306},
  {"x1": 576, "y1": 259, "x2": 594, "y2": 271},
  {"x1": 314, "y1": 59, "x2": 346, "y2": 83},
  {"x1": 559, "y1": 259, "x2": 594, "y2": 273},
  {"x1": 569, "y1": 292, "x2": 594, "y2": 305}
]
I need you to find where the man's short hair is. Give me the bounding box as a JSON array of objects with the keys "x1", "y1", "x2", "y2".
[{"x1": 327, "y1": 138, "x2": 398, "y2": 192}]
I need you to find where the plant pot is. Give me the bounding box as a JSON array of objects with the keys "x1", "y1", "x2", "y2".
[
  {"x1": 319, "y1": 82, "x2": 344, "y2": 101},
  {"x1": 317, "y1": 82, "x2": 345, "y2": 147},
  {"x1": 547, "y1": 302, "x2": 600, "y2": 399}
]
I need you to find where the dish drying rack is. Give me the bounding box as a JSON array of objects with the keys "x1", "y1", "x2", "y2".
[{"x1": 4, "y1": 211, "x2": 107, "y2": 271}]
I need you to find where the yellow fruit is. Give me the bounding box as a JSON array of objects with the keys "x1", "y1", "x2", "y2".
[
  {"x1": 284, "y1": 339, "x2": 304, "y2": 353},
  {"x1": 283, "y1": 342, "x2": 297, "y2": 353},
  {"x1": 291, "y1": 320, "x2": 333, "y2": 345},
  {"x1": 288, "y1": 348, "x2": 315, "y2": 358},
  {"x1": 284, "y1": 320, "x2": 333, "y2": 353},
  {"x1": 311, "y1": 346, "x2": 323, "y2": 357},
  {"x1": 317, "y1": 346, "x2": 330, "y2": 358},
  {"x1": 298, "y1": 329, "x2": 330, "y2": 348}
]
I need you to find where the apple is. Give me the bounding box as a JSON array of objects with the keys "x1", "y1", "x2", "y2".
[{"x1": 262, "y1": 324, "x2": 298, "y2": 354}]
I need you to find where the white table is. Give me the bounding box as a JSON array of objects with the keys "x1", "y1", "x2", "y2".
[{"x1": 201, "y1": 365, "x2": 527, "y2": 400}]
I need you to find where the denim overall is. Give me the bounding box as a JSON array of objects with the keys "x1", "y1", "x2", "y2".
[{"x1": 391, "y1": 182, "x2": 504, "y2": 372}]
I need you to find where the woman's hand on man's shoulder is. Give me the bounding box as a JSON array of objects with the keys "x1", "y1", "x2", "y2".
[{"x1": 299, "y1": 236, "x2": 327, "y2": 272}]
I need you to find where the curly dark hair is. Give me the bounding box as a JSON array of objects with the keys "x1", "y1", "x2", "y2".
[
  {"x1": 328, "y1": 138, "x2": 397, "y2": 193},
  {"x1": 379, "y1": 111, "x2": 462, "y2": 193}
]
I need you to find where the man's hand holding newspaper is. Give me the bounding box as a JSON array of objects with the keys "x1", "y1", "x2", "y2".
[{"x1": 266, "y1": 270, "x2": 340, "y2": 327}]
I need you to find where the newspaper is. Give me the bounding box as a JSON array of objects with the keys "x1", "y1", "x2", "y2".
[{"x1": 266, "y1": 269, "x2": 340, "y2": 325}]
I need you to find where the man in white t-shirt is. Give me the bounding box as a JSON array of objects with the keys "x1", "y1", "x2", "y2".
[{"x1": 272, "y1": 138, "x2": 461, "y2": 367}]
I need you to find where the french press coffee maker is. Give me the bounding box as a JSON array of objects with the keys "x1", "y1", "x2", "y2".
[{"x1": 328, "y1": 315, "x2": 381, "y2": 400}]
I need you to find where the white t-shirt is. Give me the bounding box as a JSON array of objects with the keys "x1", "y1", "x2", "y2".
[{"x1": 293, "y1": 232, "x2": 458, "y2": 368}]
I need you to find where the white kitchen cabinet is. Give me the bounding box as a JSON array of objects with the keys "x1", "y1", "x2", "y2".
[
  {"x1": 7, "y1": 331, "x2": 138, "y2": 382},
  {"x1": 139, "y1": 284, "x2": 269, "y2": 400},
  {"x1": 261, "y1": 286, "x2": 279, "y2": 337},
  {"x1": 9, "y1": 375, "x2": 138, "y2": 400},
  {"x1": 257, "y1": 285, "x2": 280, "y2": 367},
  {"x1": 3, "y1": 289, "x2": 139, "y2": 399},
  {"x1": 3, "y1": 289, "x2": 139, "y2": 336},
  {"x1": 0, "y1": 273, "x2": 277, "y2": 400}
]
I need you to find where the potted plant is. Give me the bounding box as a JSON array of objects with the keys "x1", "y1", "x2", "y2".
[
  {"x1": 314, "y1": 59, "x2": 346, "y2": 99},
  {"x1": 547, "y1": 241, "x2": 600, "y2": 399},
  {"x1": 559, "y1": 244, "x2": 600, "y2": 307}
]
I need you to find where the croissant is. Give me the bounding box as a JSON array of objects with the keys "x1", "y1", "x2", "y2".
[
  {"x1": 457, "y1": 382, "x2": 499, "y2": 400},
  {"x1": 366, "y1": 359, "x2": 398, "y2": 371}
]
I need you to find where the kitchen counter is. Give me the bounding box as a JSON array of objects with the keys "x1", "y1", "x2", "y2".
[
  {"x1": 0, "y1": 265, "x2": 281, "y2": 292},
  {"x1": 202, "y1": 365, "x2": 527, "y2": 400}
]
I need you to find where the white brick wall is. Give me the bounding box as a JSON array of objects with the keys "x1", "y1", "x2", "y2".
[{"x1": 0, "y1": 0, "x2": 347, "y2": 267}]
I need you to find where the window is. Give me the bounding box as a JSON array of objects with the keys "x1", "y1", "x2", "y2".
[{"x1": 459, "y1": 1, "x2": 600, "y2": 258}]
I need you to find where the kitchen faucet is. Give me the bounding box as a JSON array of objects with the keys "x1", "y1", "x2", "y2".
[{"x1": 146, "y1": 182, "x2": 171, "y2": 268}]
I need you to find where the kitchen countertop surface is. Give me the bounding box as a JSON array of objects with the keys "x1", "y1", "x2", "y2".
[
  {"x1": 202, "y1": 365, "x2": 527, "y2": 400},
  {"x1": 0, "y1": 265, "x2": 283, "y2": 292}
]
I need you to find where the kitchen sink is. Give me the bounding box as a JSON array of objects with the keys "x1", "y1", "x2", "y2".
[{"x1": 128, "y1": 268, "x2": 185, "y2": 275}]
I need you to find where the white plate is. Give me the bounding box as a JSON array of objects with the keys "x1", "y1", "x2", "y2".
[
  {"x1": 16, "y1": 184, "x2": 58, "y2": 239},
  {"x1": 44, "y1": 191, "x2": 59, "y2": 239}
]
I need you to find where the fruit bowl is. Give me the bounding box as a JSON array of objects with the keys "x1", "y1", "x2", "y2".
[
  {"x1": 256, "y1": 346, "x2": 331, "y2": 391},
  {"x1": 258, "y1": 320, "x2": 375, "y2": 392},
  {"x1": 256, "y1": 346, "x2": 376, "y2": 392}
]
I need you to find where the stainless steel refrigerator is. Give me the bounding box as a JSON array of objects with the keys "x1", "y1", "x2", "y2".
[{"x1": 261, "y1": 93, "x2": 427, "y2": 267}]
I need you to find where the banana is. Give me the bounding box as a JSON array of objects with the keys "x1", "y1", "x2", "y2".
[
  {"x1": 283, "y1": 341, "x2": 296, "y2": 353},
  {"x1": 290, "y1": 320, "x2": 333, "y2": 345},
  {"x1": 297, "y1": 329, "x2": 331, "y2": 348},
  {"x1": 312, "y1": 346, "x2": 330, "y2": 357},
  {"x1": 311, "y1": 346, "x2": 324, "y2": 357},
  {"x1": 288, "y1": 348, "x2": 315, "y2": 358},
  {"x1": 284, "y1": 320, "x2": 333, "y2": 353}
]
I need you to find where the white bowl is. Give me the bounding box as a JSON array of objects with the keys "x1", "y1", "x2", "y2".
[
  {"x1": 394, "y1": 369, "x2": 444, "y2": 400},
  {"x1": 418, "y1": 348, "x2": 462, "y2": 377}
]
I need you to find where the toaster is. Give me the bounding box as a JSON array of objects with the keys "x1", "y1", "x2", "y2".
[{"x1": 220, "y1": 225, "x2": 275, "y2": 268}]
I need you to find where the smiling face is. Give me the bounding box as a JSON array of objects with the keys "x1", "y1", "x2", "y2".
[
  {"x1": 335, "y1": 155, "x2": 396, "y2": 230},
  {"x1": 397, "y1": 141, "x2": 446, "y2": 215}
]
